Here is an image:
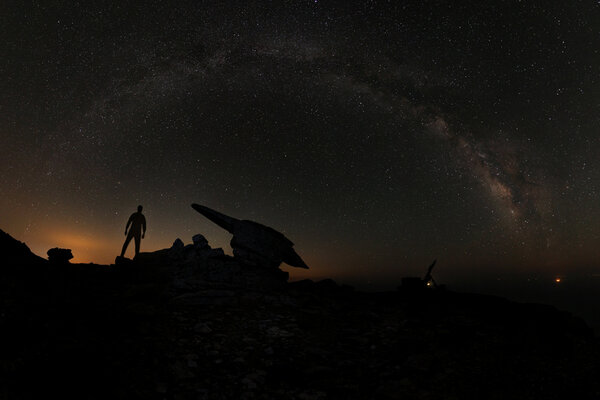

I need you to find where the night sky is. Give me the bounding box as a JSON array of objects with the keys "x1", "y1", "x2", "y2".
[{"x1": 2, "y1": 1, "x2": 600, "y2": 286}]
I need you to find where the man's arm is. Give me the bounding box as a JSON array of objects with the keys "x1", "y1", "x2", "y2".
[
  {"x1": 125, "y1": 215, "x2": 133, "y2": 235},
  {"x1": 142, "y1": 215, "x2": 147, "y2": 238}
]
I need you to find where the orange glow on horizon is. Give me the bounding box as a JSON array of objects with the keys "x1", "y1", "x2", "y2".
[{"x1": 36, "y1": 231, "x2": 116, "y2": 264}]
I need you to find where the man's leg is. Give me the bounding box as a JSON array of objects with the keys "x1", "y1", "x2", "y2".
[
  {"x1": 121, "y1": 232, "x2": 134, "y2": 257},
  {"x1": 134, "y1": 233, "x2": 141, "y2": 257}
]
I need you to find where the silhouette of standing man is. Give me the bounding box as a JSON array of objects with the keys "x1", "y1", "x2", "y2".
[{"x1": 121, "y1": 205, "x2": 146, "y2": 258}]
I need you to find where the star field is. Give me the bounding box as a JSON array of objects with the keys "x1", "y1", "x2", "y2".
[{"x1": 2, "y1": 1, "x2": 600, "y2": 286}]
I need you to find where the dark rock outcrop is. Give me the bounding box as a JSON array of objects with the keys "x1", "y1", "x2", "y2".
[
  {"x1": 192, "y1": 233, "x2": 209, "y2": 249},
  {"x1": 170, "y1": 234, "x2": 289, "y2": 290},
  {"x1": 0, "y1": 229, "x2": 46, "y2": 265},
  {"x1": 191, "y1": 203, "x2": 309, "y2": 269},
  {"x1": 117, "y1": 234, "x2": 290, "y2": 304},
  {"x1": 47, "y1": 247, "x2": 74, "y2": 264}
]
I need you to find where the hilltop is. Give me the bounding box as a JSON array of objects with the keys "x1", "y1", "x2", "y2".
[{"x1": 0, "y1": 229, "x2": 598, "y2": 399}]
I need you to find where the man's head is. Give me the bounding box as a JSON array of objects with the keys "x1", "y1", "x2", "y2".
[{"x1": 137, "y1": 205, "x2": 143, "y2": 212}]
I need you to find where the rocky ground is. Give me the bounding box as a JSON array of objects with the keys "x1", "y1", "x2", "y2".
[{"x1": 1, "y1": 230, "x2": 599, "y2": 399}]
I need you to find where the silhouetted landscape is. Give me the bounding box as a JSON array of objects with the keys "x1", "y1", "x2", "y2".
[
  {"x1": 4, "y1": 2, "x2": 600, "y2": 399},
  {"x1": 2, "y1": 224, "x2": 599, "y2": 400}
]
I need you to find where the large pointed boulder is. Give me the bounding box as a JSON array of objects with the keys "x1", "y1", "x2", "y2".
[{"x1": 191, "y1": 204, "x2": 309, "y2": 270}]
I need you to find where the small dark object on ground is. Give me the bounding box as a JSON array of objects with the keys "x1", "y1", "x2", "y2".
[
  {"x1": 423, "y1": 259, "x2": 437, "y2": 287},
  {"x1": 400, "y1": 259, "x2": 439, "y2": 291},
  {"x1": 115, "y1": 255, "x2": 134, "y2": 266},
  {"x1": 47, "y1": 247, "x2": 73, "y2": 264}
]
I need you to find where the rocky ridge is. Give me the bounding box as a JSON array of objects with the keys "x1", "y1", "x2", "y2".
[{"x1": 0, "y1": 229, "x2": 599, "y2": 399}]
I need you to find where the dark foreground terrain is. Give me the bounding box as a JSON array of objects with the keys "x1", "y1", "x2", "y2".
[{"x1": 1, "y1": 230, "x2": 599, "y2": 399}]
